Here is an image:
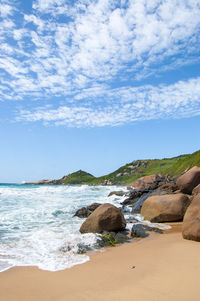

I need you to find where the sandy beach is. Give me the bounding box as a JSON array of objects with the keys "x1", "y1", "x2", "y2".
[{"x1": 0, "y1": 223, "x2": 199, "y2": 301}]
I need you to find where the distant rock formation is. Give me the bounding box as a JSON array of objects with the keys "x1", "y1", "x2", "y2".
[{"x1": 25, "y1": 179, "x2": 60, "y2": 185}]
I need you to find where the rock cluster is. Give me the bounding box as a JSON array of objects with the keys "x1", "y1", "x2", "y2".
[
  {"x1": 137, "y1": 166, "x2": 200, "y2": 242},
  {"x1": 76, "y1": 166, "x2": 200, "y2": 244}
]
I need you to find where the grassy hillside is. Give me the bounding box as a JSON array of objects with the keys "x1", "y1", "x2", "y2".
[
  {"x1": 56, "y1": 150, "x2": 200, "y2": 185},
  {"x1": 60, "y1": 170, "x2": 95, "y2": 185}
]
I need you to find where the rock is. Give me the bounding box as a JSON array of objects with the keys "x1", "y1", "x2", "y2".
[
  {"x1": 126, "y1": 216, "x2": 140, "y2": 223},
  {"x1": 116, "y1": 173, "x2": 122, "y2": 177},
  {"x1": 176, "y1": 166, "x2": 200, "y2": 194},
  {"x1": 25, "y1": 179, "x2": 60, "y2": 185},
  {"x1": 108, "y1": 190, "x2": 126, "y2": 197},
  {"x1": 99, "y1": 231, "x2": 130, "y2": 246},
  {"x1": 122, "y1": 185, "x2": 174, "y2": 212},
  {"x1": 131, "y1": 224, "x2": 163, "y2": 238},
  {"x1": 74, "y1": 203, "x2": 101, "y2": 218},
  {"x1": 132, "y1": 189, "x2": 175, "y2": 213},
  {"x1": 182, "y1": 194, "x2": 200, "y2": 242},
  {"x1": 141, "y1": 193, "x2": 190, "y2": 222},
  {"x1": 129, "y1": 174, "x2": 165, "y2": 190},
  {"x1": 121, "y1": 188, "x2": 150, "y2": 206},
  {"x1": 103, "y1": 180, "x2": 113, "y2": 185},
  {"x1": 131, "y1": 224, "x2": 149, "y2": 238},
  {"x1": 159, "y1": 183, "x2": 178, "y2": 192},
  {"x1": 80, "y1": 203, "x2": 126, "y2": 233},
  {"x1": 192, "y1": 184, "x2": 200, "y2": 196}
]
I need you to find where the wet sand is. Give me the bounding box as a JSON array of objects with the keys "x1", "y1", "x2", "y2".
[{"x1": 0, "y1": 224, "x2": 199, "y2": 301}]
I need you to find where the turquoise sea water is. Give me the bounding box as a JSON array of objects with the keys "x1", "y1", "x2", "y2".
[{"x1": 0, "y1": 184, "x2": 129, "y2": 272}]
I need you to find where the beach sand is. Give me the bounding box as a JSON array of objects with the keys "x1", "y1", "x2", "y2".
[{"x1": 0, "y1": 223, "x2": 199, "y2": 301}]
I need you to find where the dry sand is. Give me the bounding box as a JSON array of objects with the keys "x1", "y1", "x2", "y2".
[{"x1": 0, "y1": 224, "x2": 200, "y2": 301}]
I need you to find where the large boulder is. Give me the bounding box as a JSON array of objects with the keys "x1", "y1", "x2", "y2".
[
  {"x1": 182, "y1": 194, "x2": 200, "y2": 241},
  {"x1": 141, "y1": 193, "x2": 190, "y2": 222},
  {"x1": 192, "y1": 184, "x2": 200, "y2": 196},
  {"x1": 129, "y1": 174, "x2": 165, "y2": 190},
  {"x1": 176, "y1": 166, "x2": 200, "y2": 194},
  {"x1": 80, "y1": 203, "x2": 126, "y2": 233}
]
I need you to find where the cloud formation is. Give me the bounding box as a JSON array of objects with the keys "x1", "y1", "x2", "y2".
[
  {"x1": 0, "y1": 0, "x2": 200, "y2": 126},
  {"x1": 18, "y1": 77, "x2": 200, "y2": 127}
]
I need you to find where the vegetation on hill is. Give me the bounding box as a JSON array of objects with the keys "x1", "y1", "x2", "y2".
[
  {"x1": 59, "y1": 170, "x2": 95, "y2": 185},
  {"x1": 56, "y1": 150, "x2": 200, "y2": 185}
]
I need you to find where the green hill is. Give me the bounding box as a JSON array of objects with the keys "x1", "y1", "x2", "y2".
[
  {"x1": 53, "y1": 149, "x2": 200, "y2": 185},
  {"x1": 89, "y1": 149, "x2": 200, "y2": 185},
  {"x1": 59, "y1": 170, "x2": 95, "y2": 185}
]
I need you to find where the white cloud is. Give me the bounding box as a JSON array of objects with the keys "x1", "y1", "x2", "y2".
[
  {"x1": 0, "y1": 3, "x2": 14, "y2": 18},
  {"x1": 17, "y1": 77, "x2": 200, "y2": 127},
  {"x1": 0, "y1": 0, "x2": 200, "y2": 126}
]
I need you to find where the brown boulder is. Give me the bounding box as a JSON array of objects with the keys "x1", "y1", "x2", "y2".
[
  {"x1": 141, "y1": 193, "x2": 190, "y2": 222},
  {"x1": 80, "y1": 203, "x2": 126, "y2": 233},
  {"x1": 176, "y1": 166, "x2": 200, "y2": 194},
  {"x1": 182, "y1": 194, "x2": 200, "y2": 241},
  {"x1": 129, "y1": 174, "x2": 164, "y2": 190},
  {"x1": 192, "y1": 184, "x2": 200, "y2": 196}
]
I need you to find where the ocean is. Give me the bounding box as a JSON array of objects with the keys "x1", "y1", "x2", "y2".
[{"x1": 0, "y1": 184, "x2": 169, "y2": 272}]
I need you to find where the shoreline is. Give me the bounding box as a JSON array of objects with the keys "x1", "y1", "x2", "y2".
[{"x1": 1, "y1": 223, "x2": 200, "y2": 301}]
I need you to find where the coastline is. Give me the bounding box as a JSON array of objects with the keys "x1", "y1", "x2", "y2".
[{"x1": 0, "y1": 224, "x2": 200, "y2": 301}]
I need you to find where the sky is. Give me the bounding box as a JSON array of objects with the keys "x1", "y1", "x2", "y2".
[{"x1": 0, "y1": 0, "x2": 200, "y2": 183}]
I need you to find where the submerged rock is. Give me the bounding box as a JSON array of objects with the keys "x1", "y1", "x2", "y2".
[{"x1": 80, "y1": 203, "x2": 126, "y2": 233}]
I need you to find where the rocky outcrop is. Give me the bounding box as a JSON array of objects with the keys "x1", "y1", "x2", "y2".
[
  {"x1": 74, "y1": 203, "x2": 101, "y2": 218},
  {"x1": 129, "y1": 174, "x2": 165, "y2": 190},
  {"x1": 182, "y1": 194, "x2": 200, "y2": 241},
  {"x1": 141, "y1": 193, "x2": 190, "y2": 222},
  {"x1": 192, "y1": 184, "x2": 200, "y2": 196},
  {"x1": 25, "y1": 179, "x2": 60, "y2": 185},
  {"x1": 80, "y1": 203, "x2": 126, "y2": 233},
  {"x1": 176, "y1": 166, "x2": 200, "y2": 194}
]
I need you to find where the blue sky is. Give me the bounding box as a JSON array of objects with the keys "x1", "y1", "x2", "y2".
[{"x1": 0, "y1": 0, "x2": 200, "y2": 183}]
